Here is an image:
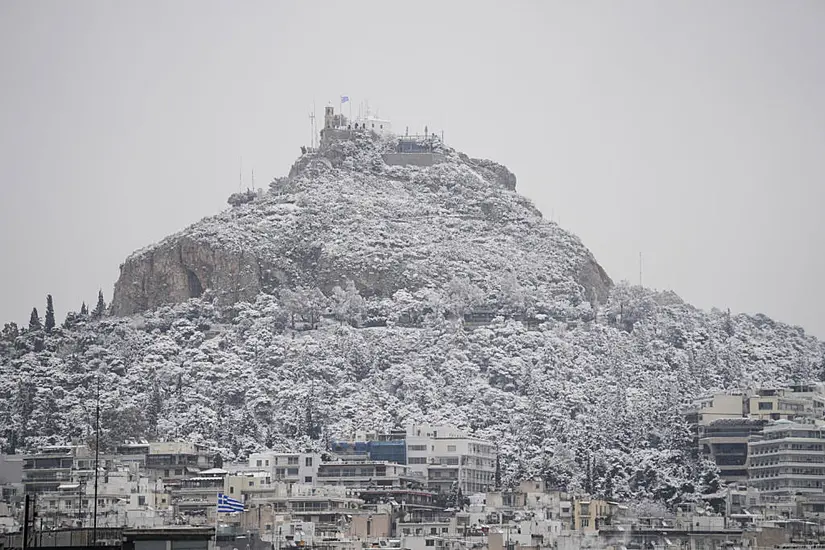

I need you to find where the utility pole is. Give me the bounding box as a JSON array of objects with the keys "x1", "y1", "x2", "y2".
[
  {"x1": 23, "y1": 494, "x2": 30, "y2": 550},
  {"x1": 93, "y1": 372, "x2": 100, "y2": 547}
]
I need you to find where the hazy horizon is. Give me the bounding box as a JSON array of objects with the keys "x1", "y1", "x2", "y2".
[{"x1": 1, "y1": 1, "x2": 823, "y2": 338}]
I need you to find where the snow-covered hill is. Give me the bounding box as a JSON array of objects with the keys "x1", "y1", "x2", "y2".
[
  {"x1": 1, "y1": 133, "x2": 822, "y2": 506},
  {"x1": 111, "y1": 134, "x2": 610, "y2": 317}
]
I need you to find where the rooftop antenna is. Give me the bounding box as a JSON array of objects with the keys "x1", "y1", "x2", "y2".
[
  {"x1": 251, "y1": 169, "x2": 255, "y2": 190},
  {"x1": 239, "y1": 157, "x2": 243, "y2": 192}
]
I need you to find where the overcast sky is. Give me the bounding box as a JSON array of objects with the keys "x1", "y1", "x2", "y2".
[{"x1": 1, "y1": 1, "x2": 823, "y2": 338}]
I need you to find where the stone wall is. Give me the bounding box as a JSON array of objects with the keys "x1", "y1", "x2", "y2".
[{"x1": 381, "y1": 152, "x2": 446, "y2": 167}]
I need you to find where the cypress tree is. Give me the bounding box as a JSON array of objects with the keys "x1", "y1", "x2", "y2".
[
  {"x1": 44, "y1": 295, "x2": 55, "y2": 333},
  {"x1": 495, "y1": 451, "x2": 502, "y2": 490},
  {"x1": 29, "y1": 308, "x2": 42, "y2": 331},
  {"x1": 93, "y1": 290, "x2": 106, "y2": 318}
]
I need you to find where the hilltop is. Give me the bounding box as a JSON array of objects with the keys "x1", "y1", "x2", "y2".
[
  {"x1": 1, "y1": 130, "x2": 823, "y2": 506},
  {"x1": 112, "y1": 132, "x2": 611, "y2": 319}
]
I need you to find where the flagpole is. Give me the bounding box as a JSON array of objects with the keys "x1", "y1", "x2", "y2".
[{"x1": 214, "y1": 493, "x2": 219, "y2": 549}]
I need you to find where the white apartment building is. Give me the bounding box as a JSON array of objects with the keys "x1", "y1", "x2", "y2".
[
  {"x1": 247, "y1": 451, "x2": 321, "y2": 486},
  {"x1": 405, "y1": 425, "x2": 496, "y2": 494},
  {"x1": 748, "y1": 420, "x2": 825, "y2": 498}
]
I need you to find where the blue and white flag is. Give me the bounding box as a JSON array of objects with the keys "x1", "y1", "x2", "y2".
[
  {"x1": 217, "y1": 493, "x2": 245, "y2": 513},
  {"x1": 340, "y1": 95, "x2": 349, "y2": 103}
]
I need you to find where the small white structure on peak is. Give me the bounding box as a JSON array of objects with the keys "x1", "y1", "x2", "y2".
[{"x1": 354, "y1": 112, "x2": 392, "y2": 135}]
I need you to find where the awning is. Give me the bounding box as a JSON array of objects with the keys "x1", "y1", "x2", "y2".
[{"x1": 58, "y1": 484, "x2": 80, "y2": 490}]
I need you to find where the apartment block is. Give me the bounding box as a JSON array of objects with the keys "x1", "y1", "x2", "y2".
[
  {"x1": 748, "y1": 420, "x2": 825, "y2": 498},
  {"x1": 699, "y1": 418, "x2": 766, "y2": 482},
  {"x1": 247, "y1": 451, "x2": 321, "y2": 486},
  {"x1": 746, "y1": 388, "x2": 814, "y2": 422},
  {"x1": 22, "y1": 445, "x2": 93, "y2": 495},
  {"x1": 405, "y1": 425, "x2": 496, "y2": 495},
  {"x1": 144, "y1": 442, "x2": 218, "y2": 484}
]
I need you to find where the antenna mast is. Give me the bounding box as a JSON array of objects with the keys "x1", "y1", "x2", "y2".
[
  {"x1": 639, "y1": 252, "x2": 643, "y2": 287},
  {"x1": 239, "y1": 157, "x2": 243, "y2": 192},
  {"x1": 309, "y1": 112, "x2": 314, "y2": 149}
]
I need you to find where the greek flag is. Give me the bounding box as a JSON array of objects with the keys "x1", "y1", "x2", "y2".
[
  {"x1": 217, "y1": 493, "x2": 245, "y2": 513},
  {"x1": 340, "y1": 95, "x2": 349, "y2": 103}
]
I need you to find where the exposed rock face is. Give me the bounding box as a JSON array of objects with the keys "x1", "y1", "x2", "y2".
[
  {"x1": 113, "y1": 237, "x2": 265, "y2": 316},
  {"x1": 468, "y1": 157, "x2": 517, "y2": 191},
  {"x1": 112, "y1": 135, "x2": 611, "y2": 316},
  {"x1": 577, "y1": 258, "x2": 613, "y2": 305}
]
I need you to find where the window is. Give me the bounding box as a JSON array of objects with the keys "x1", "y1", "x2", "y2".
[
  {"x1": 304, "y1": 476, "x2": 313, "y2": 483},
  {"x1": 442, "y1": 528, "x2": 448, "y2": 534},
  {"x1": 288, "y1": 457, "x2": 299, "y2": 465},
  {"x1": 431, "y1": 528, "x2": 437, "y2": 535},
  {"x1": 265, "y1": 460, "x2": 270, "y2": 466},
  {"x1": 581, "y1": 518, "x2": 590, "y2": 528},
  {"x1": 409, "y1": 457, "x2": 427, "y2": 464},
  {"x1": 230, "y1": 487, "x2": 235, "y2": 494},
  {"x1": 256, "y1": 460, "x2": 262, "y2": 467},
  {"x1": 759, "y1": 402, "x2": 774, "y2": 410},
  {"x1": 175, "y1": 469, "x2": 183, "y2": 475},
  {"x1": 249, "y1": 481, "x2": 254, "y2": 487},
  {"x1": 425, "y1": 540, "x2": 435, "y2": 547},
  {"x1": 138, "y1": 496, "x2": 146, "y2": 506},
  {"x1": 409, "y1": 445, "x2": 427, "y2": 452},
  {"x1": 276, "y1": 468, "x2": 285, "y2": 476},
  {"x1": 305, "y1": 457, "x2": 313, "y2": 467},
  {"x1": 447, "y1": 445, "x2": 456, "y2": 452},
  {"x1": 287, "y1": 468, "x2": 299, "y2": 476}
]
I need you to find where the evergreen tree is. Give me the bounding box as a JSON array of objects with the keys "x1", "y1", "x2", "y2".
[
  {"x1": 44, "y1": 295, "x2": 55, "y2": 333},
  {"x1": 93, "y1": 290, "x2": 106, "y2": 318},
  {"x1": 495, "y1": 451, "x2": 502, "y2": 490},
  {"x1": 28, "y1": 308, "x2": 42, "y2": 331},
  {"x1": 1, "y1": 322, "x2": 19, "y2": 342},
  {"x1": 80, "y1": 302, "x2": 89, "y2": 316}
]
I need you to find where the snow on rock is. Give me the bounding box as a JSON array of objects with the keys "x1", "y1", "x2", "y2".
[{"x1": 112, "y1": 134, "x2": 610, "y2": 316}]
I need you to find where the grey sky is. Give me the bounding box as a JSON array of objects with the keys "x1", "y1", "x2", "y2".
[{"x1": 1, "y1": 1, "x2": 823, "y2": 337}]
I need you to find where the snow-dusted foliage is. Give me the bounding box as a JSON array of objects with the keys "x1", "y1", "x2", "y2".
[{"x1": 2, "y1": 134, "x2": 823, "y2": 509}]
